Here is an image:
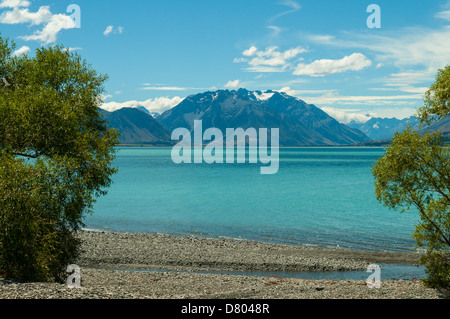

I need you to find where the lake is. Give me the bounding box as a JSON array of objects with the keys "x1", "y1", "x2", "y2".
[{"x1": 85, "y1": 147, "x2": 420, "y2": 253}]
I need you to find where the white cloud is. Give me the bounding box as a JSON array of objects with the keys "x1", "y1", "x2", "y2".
[
  {"x1": 103, "y1": 25, "x2": 113, "y2": 36},
  {"x1": 436, "y1": 2, "x2": 450, "y2": 21},
  {"x1": 279, "y1": 88, "x2": 421, "y2": 121},
  {"x1": 233, "y1": 57, "x2": 247, "y2": 63},
  {"x1": 320, "y1": 106, "x2": 417, "y2": 123},
  {"x1": 224, "y1": 80, "x2": 241, "y2": 88},
  {"x1": 236, "y1": 45, "x2": 308, "y2": 73},
  {"x1": 267, "y1": 25, "x2": 282, "y2": 38},
  {"x1": 242, "y1": 46, "x2": 257, "y2": 57},
  {"x1": 276, "y1": 87, "x2": 418, "y2": 121},
  {"x1": 306, "y1": 23, "x2": 450, "y2": 84},
  {"x1": 370, "y1": 108, "x2": 418, "y2": 120},
  {"x1": 320, "y1": 107, "x2": 372, "y2": 124},
  {"x1": 269, "y1": 0, "x2": 301, "y2": 24},
  {"x1": 436, "y1": 10, "x2": 450, "y2": 21},
  {"x1": 370, "y1": 29, "x2": 450, "y2": 71},
  {"x1": 249, "y1": 46, "x2": 306, "y2": 66},
  {"x1": 371, "y1": 84, "x2": 429, "y2": 94},
  {"x1": 303, "y1": 92, "x2": 423, "y2": 106},
  {"x1": 245, "y1": 65, "x2": 289, "y2": 73},
  {"x1": 386, "y1": 70, "x2": 435, "y2": 86},
  {"x1": 278, "y1": 86, "x2": 337, "y2": 96},
  {"x1": 278, "y1": 87, "x2": 421, "y2": 124},
  {"x1": 0, "y1": 6, "x2": 52, "y2": 25},
  {"x1": 0, "y1": 3, "x2": 76, "y2": 44},
  {"x1": 20, "y1": 14, "x2": 75, "y2": 44},
  {"x1": 277, "y1": 87, "x2": 418, "y2": 122},
  {"x1": 104, "y1": 25, "x2": 124, "y2": 36},
  {"x1": 278, "y1": 86, "x2": 297, "y2": 96},
  {"x1": 12, "y1": 45, "x2": 29, "y2": 56},
  {"x1": 101, "y1": 96, "x2": 184, "y2": 114},
  {"x1": 101, "y1": 94, "x2": 113, "y2": 101},
  {"x1": 0, "y1": 0, "x2": 30, "y2": 8},
  {"x1": 307, "y1": 34, "x2": 335, "y2": 44},
  {"x1": 67, "y1": 47, "x2": 82, "y2": 52},
  {"x1": 293, "y1": 53, "x2": 372, "y2": 77}
]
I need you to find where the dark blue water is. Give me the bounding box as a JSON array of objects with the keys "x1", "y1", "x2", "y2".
[{"x1": 85, "y1": 147, "x2": 420, "y2": 253}]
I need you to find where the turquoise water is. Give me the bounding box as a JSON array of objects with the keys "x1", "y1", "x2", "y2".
[{"x1": 85, "y1": 147, "x2": 420, "y2": 252}]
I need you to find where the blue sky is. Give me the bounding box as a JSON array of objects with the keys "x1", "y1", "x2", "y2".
[{"x1": 1, "y1": 0, "x2": 450, "y2": 122}]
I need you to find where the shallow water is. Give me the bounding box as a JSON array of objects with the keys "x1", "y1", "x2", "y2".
[{"x1": 113, "y1": 263, "x2": 426, "y2": 281}]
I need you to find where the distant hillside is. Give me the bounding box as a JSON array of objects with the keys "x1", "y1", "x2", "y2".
[
  {"x1": 158, "y1": 89, "x2": 370, "y2": 146},
  {"x1": 356, "y1": 115, "x2": 450, "y2": 146},
  {"x1": 420, "y1": 116, "x2": 450, "y2": 135},
  {"x1": 348, "y1": 116, "x2": 420, "y2": 141},
  {"x1": 100, "y1": 108, "x2": 173, "y2": 145}
]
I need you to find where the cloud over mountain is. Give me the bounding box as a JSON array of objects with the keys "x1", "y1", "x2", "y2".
[{"x1": 101, "y1": 96, "x2": 184, "y2": 115}]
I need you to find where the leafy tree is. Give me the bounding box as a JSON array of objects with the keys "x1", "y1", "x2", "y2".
[
  {"x1": 0, "y1": 35, "x2": 118, "y2": 282},
  {"x1": 373, "y1": 66, "x2": 450, "y2": 290},
  {"x1": 418, "y1": 65, "x2": 450, "y2": 124}
]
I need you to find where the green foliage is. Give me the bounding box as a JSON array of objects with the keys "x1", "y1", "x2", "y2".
[
  {"x1": 373, "y1": 66, "x2": 450, "y2": 290},
  {"x1": 418, "y1": 65, "x2": 450, "y2": 124},
  {"x1": 0, "y1": 35, "x2": 118, "y2": 282},
  {"x1": 373, "y1": 129, "x2": 450, "y2": 289},
  {"x1": 422, "y1": 251, "x2": 450, "y2": 289}
]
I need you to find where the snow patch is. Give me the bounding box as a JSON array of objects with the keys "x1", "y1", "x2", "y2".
[{"x1": 253, "y1": 92, "x2": 274, "y2": 101}]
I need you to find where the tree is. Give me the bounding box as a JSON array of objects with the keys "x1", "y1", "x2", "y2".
[
  {"x1": 0, "y1": 35, "x2": 118, "y2": 282},
  {"x1": 373, "y1": 65, "x2": 450, "y2": 290},
  {"x1": 417, "y1": 65, "x2": 450, "y2": 124}
]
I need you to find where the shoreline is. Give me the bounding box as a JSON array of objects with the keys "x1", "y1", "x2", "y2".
[
  {"x1": 82, "y1": 227, "x2": 419, "y2": 254},
  {"x1": 76, "y1": 230, "x2": 424, "y2": 273},
  {"x1": 1, "y1": 230, "x2": 447, "y2": 299}
]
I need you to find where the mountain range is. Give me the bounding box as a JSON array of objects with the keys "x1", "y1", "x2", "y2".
[
  {"x1": 421, "y1": 115, "x2": 450, "y2": 136},
  {"x1": 100, "y1": 89, "x2": 450, "y2": 146},
  {"x1": 157, "y1": 89, "x2": 369, "y2": 146},
  {"x1": 348, "y1": 116, "x2": 420, "y2": 141}
]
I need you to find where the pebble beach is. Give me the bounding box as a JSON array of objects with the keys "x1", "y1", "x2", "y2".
[{"x1": 0, "y1": 230, "x2": 448, "y2": 299}]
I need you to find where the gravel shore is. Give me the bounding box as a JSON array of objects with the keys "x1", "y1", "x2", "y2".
[{"x1": 0, "y1": 230, "x2": 448, "y2": 299}]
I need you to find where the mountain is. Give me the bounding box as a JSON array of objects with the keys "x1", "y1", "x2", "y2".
[
  {"x1": 348, "y1": 116, "x2": 420, "y2": 141},
  {"x1": 355, "y1": 115, "x2": 450, "y2": 146},
  {"x1": 420, "y1": 115, "x2": 450, "y2": 143},
  {"x1": 136, "y1": 106, "x2": 161, "y2": 118},
  {"x1": 101, "y1": 107, "x2": 173, "y2": 145},
  {"x1": 158, "y1": 89, "x2": 370, "y2": 146},
  {"x1": 421, "y1": 115, "x2": 450, "y2": 135},
  {"x1": 136, "y1": 106, "x2": 150, "y2": 114}
]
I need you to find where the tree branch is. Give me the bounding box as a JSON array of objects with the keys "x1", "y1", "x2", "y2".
[
  {"x1": 408, "y1": 189, "x2": 450, "y2": 247},
  {"x1": 415, "y1": 153, "x2": 450, "y2": 203}
]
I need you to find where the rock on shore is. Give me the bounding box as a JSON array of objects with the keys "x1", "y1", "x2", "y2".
[{"x1": 0, "y1": 231, "x2": 447, "y2": 299}]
